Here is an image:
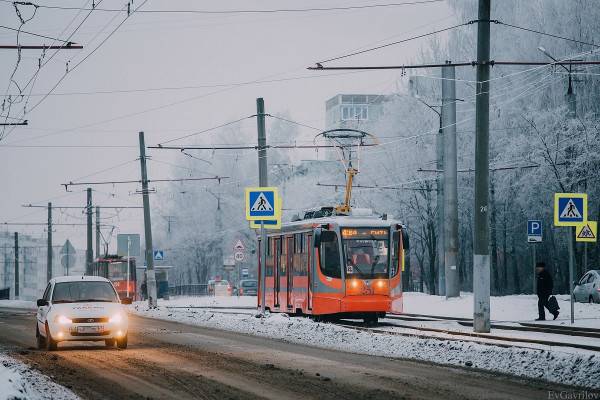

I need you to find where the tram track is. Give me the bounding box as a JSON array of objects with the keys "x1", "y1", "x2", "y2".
[
  {"x1": 388, "y1": 313, "x2": 600, "y2": 338},
  {"x1": 335, "y1": 319, "x2": 600, "y2": 352}
]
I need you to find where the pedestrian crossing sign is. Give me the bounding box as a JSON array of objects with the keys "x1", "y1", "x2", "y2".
[
  {"x1": 250, "y1": 194, "x2": 282, "y2": 229},
  {"x1": 245, "y1": 187, "x2": 280, "y2": 221},
  {"x1": 576, "y1": 221, "x2": 597, "y2": 243},
  {"x1": 554, "y1": 193, "x2": 587, "y2": 227}
]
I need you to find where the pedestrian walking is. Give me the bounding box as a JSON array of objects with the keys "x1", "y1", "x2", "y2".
[{"x1": 536, "y1": 262, "x2": 559, "y2": 321}]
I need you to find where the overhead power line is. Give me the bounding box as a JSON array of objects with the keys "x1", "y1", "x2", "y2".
[
  {"x1": 308, "y1": 60, "x2": 600, "y2": 71},
  {"x1": 494, "y1": 21, "x2": 600, "y2": 48},
  {"x1": 151, "y1": 144, "x2": 378, "y2": 150},
  {"x1": 13, "y1": 1, "x2": 444, "y2": 15},
  {"x1": 0, "y1": 24, "x2": 76, "y2": 43},
  {"x1": 316, "y1": 22, "x2": 471, "y2": 64},
  {"x1": 62, "y1": 176, "x2": 229, "y2": 190}
]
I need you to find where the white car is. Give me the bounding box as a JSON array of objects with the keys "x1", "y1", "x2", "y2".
[
  {"x1": 573, "y1": 270, "x2": 600, "y2": 304},
  {"x1": 36, "y1": 276, "x2": 131, "y2": 351}
]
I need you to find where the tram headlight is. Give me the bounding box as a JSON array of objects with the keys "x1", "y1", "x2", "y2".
[
  {"x1": 377, "y1": 280, "x2": 386, "y2": 289},
  {"x1": 350, "y1": 280, "x2": 359, "y2": 289}
]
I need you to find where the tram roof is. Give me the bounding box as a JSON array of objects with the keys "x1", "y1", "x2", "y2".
[{"x1": 268, "y1": 214, "x2": 403, "y2": 234}]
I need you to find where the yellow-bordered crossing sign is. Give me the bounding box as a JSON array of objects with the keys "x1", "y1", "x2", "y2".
[
  {"x1": 245, "y1": 187, "x2": 280, "y2": 221},
  {"x1": 249, "y1": 192, "x2": 281, "y2": 229},
  {"x1": 554, "y1": 193, "x2": 587, "y2": 227},
  {"x1": 575, "y1": 221, "x2": 597, "y2": 243}
]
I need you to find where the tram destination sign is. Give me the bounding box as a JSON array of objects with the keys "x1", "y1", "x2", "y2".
[{"x1": 341, "y1": 228, "x2": 389, "y2": 240}]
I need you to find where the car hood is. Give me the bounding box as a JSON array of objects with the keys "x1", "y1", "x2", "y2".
[{"x1": 49, "y1": 302, "x2": 125, "y2": 318}]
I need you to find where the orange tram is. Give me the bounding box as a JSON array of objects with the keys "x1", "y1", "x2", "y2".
[{"x1": 257, "y1": 207, "x2": 409, "y2": 324}]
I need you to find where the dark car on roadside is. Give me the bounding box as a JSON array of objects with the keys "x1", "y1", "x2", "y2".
[{"x1": 238, "y1": 279, "x2": 258, "y2": 296}]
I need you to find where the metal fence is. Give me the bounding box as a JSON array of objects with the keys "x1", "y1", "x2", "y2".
[
  {"x1": 0, "y1": 287, "x2": 9, "y2": 300},
  {"x1": 169, "y1": 284, "x2": 209, "y2": 297}
]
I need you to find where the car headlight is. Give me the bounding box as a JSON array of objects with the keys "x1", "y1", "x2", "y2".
[
  {"x1": 109, "y1": 313, "x2": 123, "y2": 324},
  {"x1": 56, "y1": 315, "x2": 72, "y2": 324}
]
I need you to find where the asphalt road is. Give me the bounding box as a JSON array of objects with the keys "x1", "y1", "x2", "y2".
[{"x1": 0, "y1": 307, "x2": 576, "y2": 400}]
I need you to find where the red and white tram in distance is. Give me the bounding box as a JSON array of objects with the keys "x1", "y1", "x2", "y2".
[{"x1": 257, "y1": 207, "x2": 408, "y2": 324}]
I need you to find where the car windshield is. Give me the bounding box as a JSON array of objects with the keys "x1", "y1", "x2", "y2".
[
  {"x1": 242, "y1": 281, "x2": 257, "y2": 288},
  {"x1": 52, "y1": 281, "x2": 119, "y2": 303}
]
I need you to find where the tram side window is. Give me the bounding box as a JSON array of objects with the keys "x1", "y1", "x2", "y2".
[
  {"x1": 320, "y1": 231, "x2": 341, "y2": 279},
  {"x1": 391, "y1": 232, "x2": 401, "y2": 277}
]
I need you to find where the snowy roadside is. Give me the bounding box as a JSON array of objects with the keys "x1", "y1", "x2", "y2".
[
  {"x1": 0, "y1": 300, "x2": 36, "y2": 310},
  {"x1": 0, "y1": 353, "x2": 79, "y2": 400},
  {"x1": 403, "y1": 292, "x2": 600, "y2": 329},
  {"x1": 132, "y1": 297, "x2": 600, "y2": 389}
]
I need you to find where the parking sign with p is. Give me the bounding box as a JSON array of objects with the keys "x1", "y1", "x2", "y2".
[{"x1": 527, "y1": 220, "x2": 542, "y2": 242}]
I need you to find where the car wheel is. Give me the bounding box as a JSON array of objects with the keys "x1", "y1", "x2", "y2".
[
  {"x1": 45, "y1": 324, "x2": 58, "y2": 351},
  {"x1": 116, "y1": 335, "x2": 128, "y2": 349},
  {"x1": 36, "y1": 324, "x2": 46, "y2": 350},
  {"x1": 105, "y1": 339, "x2": 116, "y2": 347}
]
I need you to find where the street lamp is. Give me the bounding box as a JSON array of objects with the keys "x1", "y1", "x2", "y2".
[{"x1": 538, "y1": 46, "x2": 575, "y2": 117}]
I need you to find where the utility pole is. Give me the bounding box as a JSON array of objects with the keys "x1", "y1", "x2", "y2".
[
  {"x1": 47, "y1": 202, "x2": 52, "y2": 283},
  {"x1": 86, "y1": 188, "x2": 93, "y2": 275},
  {"x1": 95, "y1": 206, "x2": 101, "y2": 258},
  {"x1": 411, "y1": 92, "x2": 444, "y2": 296},
  {"x1": 442, "y1": 62, "x2": 459, "y2": 298},
  {"x1": 473, "y1": 0, "x2": 492, "y2": 333},
  {"x1": 139, "y1": 131, "x2": 158, "y2": 308},
  {"x1": 436, "y1": 111, "x2": 445, "y2": 296},
  {"x1": 257, "y1": 98, "x2": 268, "y2": 314},
  {"x1": 14, "y1": 232, "x2": 19, "y2": 299}
]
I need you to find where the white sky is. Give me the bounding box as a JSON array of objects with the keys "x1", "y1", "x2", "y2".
[{"x1": 0, "y1": 0, "x2": 453, "y2": 250}]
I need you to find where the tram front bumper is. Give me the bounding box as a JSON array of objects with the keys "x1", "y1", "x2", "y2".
[{"x1": 341, "y1": 295, "x2": 390, "y2": 312}]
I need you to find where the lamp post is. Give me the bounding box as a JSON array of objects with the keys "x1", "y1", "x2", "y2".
[{"x1": 538, "y1": 47, "x2": 576, "y2": 117}]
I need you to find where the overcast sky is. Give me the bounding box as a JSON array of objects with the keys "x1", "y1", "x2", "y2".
[{"x1": 0, "y1": 0, "x2": 453, "y2": 250}]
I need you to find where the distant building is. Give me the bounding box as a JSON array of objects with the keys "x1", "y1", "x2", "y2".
[
  {"x1": 0, "y1": 231, "x2": 84, "y2": 300},
  {"x1": 325, "y1": 94, "x2": 390, "y2": 129}
]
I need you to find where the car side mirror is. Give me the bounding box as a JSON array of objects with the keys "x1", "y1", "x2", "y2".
[
  {"x1": 121, "y1": 297, "x2": 133, "y2": 305},
  {"x1": 36, "y1": 299, "x2": 48, "y2": 307}
]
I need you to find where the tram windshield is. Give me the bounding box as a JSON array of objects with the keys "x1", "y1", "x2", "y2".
[
  {"x1": 341, "y1": 228, "x2": 389, "y2": 279},
  {"x1": 107, "y1": 262, "x2": 129, "y2": 280}
]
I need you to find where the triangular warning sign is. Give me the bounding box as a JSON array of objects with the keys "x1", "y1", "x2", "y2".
[
  {"x1": 560, "y1": 199, "x2": 582, "y2": 219},
  {"x1": 577, "y1": 224, "x2": 595, "y2": 239},
  {"x1": 250, "y1": 192, "x2": 273, "y2": 212}
]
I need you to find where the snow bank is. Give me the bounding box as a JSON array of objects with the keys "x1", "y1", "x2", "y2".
[
  {"x1": 404, "y1": 292, "x2": 600, "y2": 328},
  {"x1": 157, "y1": 295, "x2": 256, "y2": 309},
  {"x1": 0, "y1": 300, "x2": 36, "y2": 310},
  {"x1": 0, "y1": 354, "x2": 79, "y2": 400},
  {"x1": 132, "y1": 301, "x2": 600, "y2": 389}
]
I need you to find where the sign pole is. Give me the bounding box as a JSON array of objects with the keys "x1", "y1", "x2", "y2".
[
  {"x1": 569, "y1": 227, "x2": 575, "y2": 324},
  {"x1": 260, "y1": 222, "x2": 267, "y2": 314},
  {"x1": 532, "y1": 244, "x2": 536, "y2": 294}
]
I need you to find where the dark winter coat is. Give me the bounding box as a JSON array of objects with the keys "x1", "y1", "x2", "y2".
[{"x1": 536, "y1": 269, "x2": 553, "y2": 297}]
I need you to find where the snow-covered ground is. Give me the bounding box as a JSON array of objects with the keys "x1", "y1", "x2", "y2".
[
  {"x1": 403, "y1": 292, "x2": 600, "y2": 328},
  {"x1": 132, "y1": 293, "x2": 600, "y2": 389},
  {"x1": 0, "y1": 300, "x2": 36, "y2": 310},
  {"x1": 0, "y1": 354, "x2": 79, "y2": 400}
]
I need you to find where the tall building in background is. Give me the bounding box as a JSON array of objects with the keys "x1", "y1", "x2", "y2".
[{"x1": 325, "y1": 94, "x2": 390, "y2": 129}]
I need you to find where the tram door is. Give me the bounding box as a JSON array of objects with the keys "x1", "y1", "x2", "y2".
[
  {"x1": 274, "y1": 237, "x2": 281, "y2": 307},
  {"x1": 286, "y1": 237, "x2": 294, "y2": 309},
  {"x1": 307, "y1": 234, "x2": 312, "y2": 310}
]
